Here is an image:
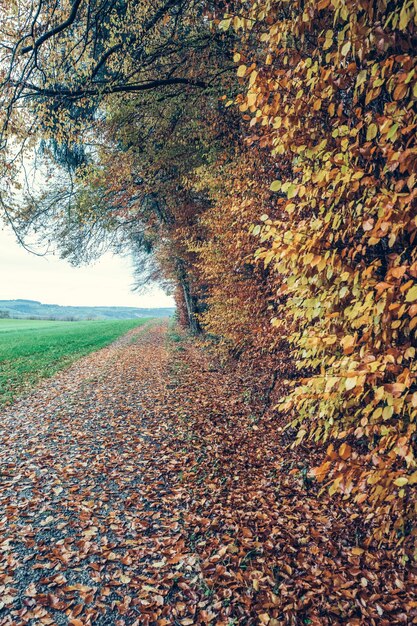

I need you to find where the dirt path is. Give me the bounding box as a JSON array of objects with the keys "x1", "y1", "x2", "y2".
[
  {"x1": 0, "y1": 323, "x2": 177, "y2": 626},
  {"x1": 0, "y1": 323, "x2": 414, "y2": 626}
]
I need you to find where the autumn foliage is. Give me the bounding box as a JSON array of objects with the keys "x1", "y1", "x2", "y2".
[
  {"x1": 213, "y1": 0, "x2": 417, "y2": 553},
  {"x1": 1, "y1": 0, "x2": 417, "y2": 563}
]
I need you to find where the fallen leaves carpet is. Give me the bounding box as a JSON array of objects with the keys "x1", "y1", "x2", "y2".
[{"x1": 0, "y1": 323, "x2": 415, "y2": 626}]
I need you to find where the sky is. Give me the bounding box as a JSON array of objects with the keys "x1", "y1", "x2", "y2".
[{"x1": 0, "y1": 227, "x2": 175, "y2": 308}]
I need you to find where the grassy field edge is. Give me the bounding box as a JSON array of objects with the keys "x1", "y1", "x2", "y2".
[{"x1": 0, "y1": 318, "x2": 152, "y2": 406}]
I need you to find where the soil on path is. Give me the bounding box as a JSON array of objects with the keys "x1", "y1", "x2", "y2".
[{"x1": 0, "y1": 323, "x2": 415, "y2": 626}]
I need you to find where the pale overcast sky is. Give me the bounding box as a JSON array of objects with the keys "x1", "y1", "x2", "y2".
[{"x1": 0, "y1": 227, "x2": 174, "y2": 308}]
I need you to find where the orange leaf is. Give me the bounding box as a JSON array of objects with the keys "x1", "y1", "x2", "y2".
[{"x1": 339, "y1": 443, "x2": 352, "y2": 460}]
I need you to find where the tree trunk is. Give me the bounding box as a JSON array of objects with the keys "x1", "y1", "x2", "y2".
[
  {"x1": 181, "y1": 277, "x2": 201, "y2": 334},
  {"x1": 176, "y1": 259, "x2": 201, "y2": 334}
]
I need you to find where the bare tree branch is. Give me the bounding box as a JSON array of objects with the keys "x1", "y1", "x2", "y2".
[{"x1": 21, "y1": 0, "x2": 83, "y2": 54}]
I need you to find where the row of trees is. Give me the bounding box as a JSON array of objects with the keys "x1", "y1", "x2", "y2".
[{"x1": 1, "y1": 0, "x2": 416, "y2": 555}]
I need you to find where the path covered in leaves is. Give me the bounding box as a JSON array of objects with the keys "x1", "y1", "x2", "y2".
[{"x1": 0, "y1": 323, "x2": 415, "y2": 626}]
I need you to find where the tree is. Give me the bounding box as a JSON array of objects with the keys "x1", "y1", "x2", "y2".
[{"x1": 0, "y1": 0, "x2": 238, "y2": 331}]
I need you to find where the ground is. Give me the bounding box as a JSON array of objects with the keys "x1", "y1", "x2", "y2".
[{"x1": 0, "y1": 322, "x2": 415, "y2": 626}]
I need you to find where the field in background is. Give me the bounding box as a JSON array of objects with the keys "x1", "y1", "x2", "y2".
[{"x1": 0, "y1": 318, "x2": 150, "y2": 405}]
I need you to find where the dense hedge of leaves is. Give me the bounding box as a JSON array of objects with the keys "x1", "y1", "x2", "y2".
[
  {"x1": 210, "y1": 0, "x2": 417, "y2": 554},
  {"x1": 189, "y1": 149, "x2": 275, "y2": 356}
]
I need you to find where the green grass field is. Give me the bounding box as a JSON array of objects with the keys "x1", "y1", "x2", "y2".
[{"x1": 0, "y1": 318, "x2": 149, "y2": 405}]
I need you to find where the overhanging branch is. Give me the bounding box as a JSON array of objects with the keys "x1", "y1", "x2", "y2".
[
  {"x1": 18, "y1": 76, "x2": 207, "y2": 100},
  {"x1": 21, "y1": 0, "x2": 83, "y2": 54}
]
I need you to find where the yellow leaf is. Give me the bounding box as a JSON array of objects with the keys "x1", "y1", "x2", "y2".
[
  {"x1": 287, "y1": 183, "x2": 298, "y2": 199},
  {"x1": 383, "y1": 405, "x2": 394, "y2": 420},
  {"x1": 341, "y1": 41, "x2": 351, "y2": 56},
  {"x1": 247, "y1": 92, "x2": 257, "y2": 107},
  {"x1": 296, "y1": 428, "x2": 307, "y2": 442},
  {"x1": 366, "y1": 123, "x2": 378, "y2": 141},
  {"x1": 219, "y1": 18, "x2": 231, "y2": 31},
  {"x1": 237, "y1": 65, "x2": 247, "y2": 77},
  {"x1": 356, "y1": 70, "x2": 367, "y2": 88},
  {"x1": 387, "y1": 122, "x2": 399, "y2": 141},
  {"x1": 270, "y1": 180, "x2": 282, "y2": 191},
  {"x1": 233, "y1": 15, "x2": 241, "y2": 30},
  {"x1": 249, "y1": 70, "x2": 258, "y2": 87},
  {"x1": 399, "y1": 6, "x2": 411, "y2": 30},
  {"x1": 323, "y1": 30, "x2": 333, "y2": 50},
  {"x1": 341, "y1": 335, "x2": 355, "y2": 350},
  {"x1": 345, "y1": 376, "x2": 357, "y2": 391},
  {"x1": 394, "y1": 477, "x2": 408, "y2": 487},
  {"x1": 409, "y1": 471, "x2": 417, "y2": 484},
  {"x1": 406, "y1": 285, "x2": 417, "y2": 302}
]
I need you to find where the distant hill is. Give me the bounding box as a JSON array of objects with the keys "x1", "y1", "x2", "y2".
[{"x1": 0, "y1": 299, "x2": 175, "y2": 321}]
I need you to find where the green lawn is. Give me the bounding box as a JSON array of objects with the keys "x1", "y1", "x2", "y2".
[{"x1": 0, "y1": 318, "x2": 149, "y2": 405}]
